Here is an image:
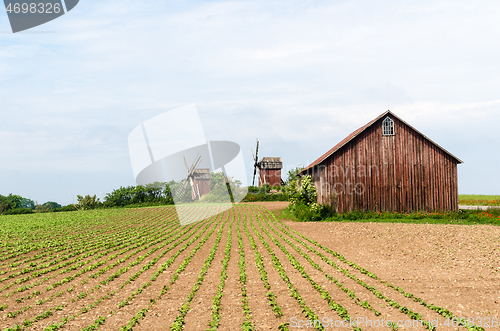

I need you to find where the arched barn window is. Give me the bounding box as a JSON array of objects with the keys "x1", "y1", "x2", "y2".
[{"x1": 382, "y1": 117, "x2": 395, "y2": 136}]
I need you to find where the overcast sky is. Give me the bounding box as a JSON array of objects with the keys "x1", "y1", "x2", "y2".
[{"x1": 1, "y1": 0, "x2": 499, "y2": 205}]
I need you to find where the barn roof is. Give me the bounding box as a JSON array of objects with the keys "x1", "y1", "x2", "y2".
[{"x1": 299, "y1": 110, "x2": 463, "y2": 176}]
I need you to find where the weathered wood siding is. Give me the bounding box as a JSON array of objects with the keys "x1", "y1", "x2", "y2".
[
  {"x1": 192, "y1": 178, "x2": 211, "y2": 200},
  {"x1": 311, "y1": 116, "x2": 459, "y2": 213},
  {"x1": 260, "y1": 169, "x2": 282, "y2": 187}
]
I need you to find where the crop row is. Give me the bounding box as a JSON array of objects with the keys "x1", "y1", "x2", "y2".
[
  {"x1": 4, "y1": 207, "x2": 217, "y2": 330},
  {"x1": 1, "y1": 209, "x2": 176, "y2": 301},
  {"x1": 1, "y1": 204, "x2": 481, "y2": 331},
  {"x1": 265, "y1": 206, "x2": 486, "y2": 331},
  {"x1": 0, "y1": 208, "x2": 174, "y2": 280},
  {"x1": 250, "y1": 207, "x2": 358, "y2": 331},
  {"x1": 236, "y1": 210, "x2": 255, "y2": 330},
  {"x1": 207, "y1": 212, "x2": 233, "y2": 330},
  {"x1": 257, "y1": 208, "x2": 383, "y2": 318},
  {"x1": 0, "y1": 209, "x2": 149, "y2": 263},
  {"x1": 119, "y1": 209, "x2": 226, "y2": 330}
]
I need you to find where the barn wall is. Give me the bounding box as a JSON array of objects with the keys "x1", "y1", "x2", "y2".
[
  {"x1": 260, "y1": 169, "x2": 282, "y2": 187},
  {"x1": 311, "y1": 116, "x2": 459, "y2": 213}
]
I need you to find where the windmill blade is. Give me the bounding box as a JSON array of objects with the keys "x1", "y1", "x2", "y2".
[
  {"x1": 252, "y1": 139, "x2": 260, "y2": 186},
  {"x1": 255, "y1": 139, "x2": 259, "y2": 163},
  {"x1": 176, "y1": 154, "x2": 203, "y2": 201},
  {"x1": 194, "y1": 155, "x2": 202, "y2": 169},
  {"x1": 194, "y1": 183, "x2": 200, "y2": 200},
  {"x1": 252, "y1": 164, "x2": 257, "y2": 186},
  {"x1": 175, "y1": 179, "x2": 190, "y2": 199},
  {"x1": 188, "y1": 177, "x2": 196, "y2": 198},
  {"x1": 251, "y1": 147, "x2": 257, "y2": 186},
  {"x1": 260, "y1": 169, "x2": 266, "y2": 185},
  {"x1": 188, "y1": 155, "x2": 202, "y2": 178},
  {"x1": 191, "y1": 155, "x2": 202, "y2": 174}
]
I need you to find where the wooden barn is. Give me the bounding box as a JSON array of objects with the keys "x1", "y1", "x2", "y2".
[
  {"x1": 298, "y1": 110, "x2": 463, "y2": 213},
  {"x1": 259, "y1": 157, "x2": 283, "y2": 187}
]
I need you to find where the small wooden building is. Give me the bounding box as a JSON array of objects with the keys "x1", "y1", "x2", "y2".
[
  {"x1": 298, "y1": 110, "x2": 463, "y2": 213},
  {"x1": 192, "y1": 169, "x2": 211, "y2": 200},
  {"x1": 259, "y1": 157, "x2": 283, "y2": 187}
]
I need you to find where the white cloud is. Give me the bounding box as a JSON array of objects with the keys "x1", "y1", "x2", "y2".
[{"x1": 1, "y1": 0, "x2": 500, "y2": 203}]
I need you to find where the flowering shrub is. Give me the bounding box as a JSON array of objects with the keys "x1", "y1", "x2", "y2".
[
  {"x1": 287, "y1": 175, "x2": 335, "y2": 221},
  {"x1": 289, "y1": 175, "x2": 317, "y2": 207}
]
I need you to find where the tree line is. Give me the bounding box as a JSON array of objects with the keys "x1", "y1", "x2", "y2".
[
  {"x1": 0, "y1": 194, "x2": 62, "y2": 215},
  {"x1": 1, "y1": 168, "x2": 303, "y2": 215}
]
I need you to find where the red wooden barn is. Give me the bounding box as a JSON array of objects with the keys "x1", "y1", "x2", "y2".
[{"x1": 298, "y1": 110, "x2": 463, "y2": 213}]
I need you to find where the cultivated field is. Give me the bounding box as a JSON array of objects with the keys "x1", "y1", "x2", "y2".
[
  {"x1": 0, "y1": 204, "x2": 498, "y2": 330},
  {"x1": 459, "y1": 195, "x2": 500, "y2": 206}
]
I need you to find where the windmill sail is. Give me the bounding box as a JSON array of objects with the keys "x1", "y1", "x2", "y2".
[
  {"x1": 251, "y1": 139, "x2": 260, "y2": 186},
  {"x1": 175, "y1": 155, "x2": 202, "y2": 200}
]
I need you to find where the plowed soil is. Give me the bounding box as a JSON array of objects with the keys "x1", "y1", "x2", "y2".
[{"x1": 1, "y1": 204, "x2": 499, "y2": 331}]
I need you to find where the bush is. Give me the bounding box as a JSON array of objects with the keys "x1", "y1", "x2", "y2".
[
  {"x1": 247, "y1": 186, "x2": 261, "y2": 194},
  {"x1": 287, "y1": 202, "x2": 336, "y2": 222},
  {"x1": 123, "y1": 201, "x2": 172, "y2": 209},
  {"x1": 52, "y1": 205, "x2": 78, "y2": 213},
  {"x1": 285, "y1": 175, "x2": 335, "y2": 221},
  {"x1": 242, "y1": 193, "x2": 289, "y2": 202},
  {"x1": 76, "y1": 195, "x2": 102, "y2": 210},
  {"x1": 104, "y1": 183, "x2": 173, "y2": 208},
  {"x1": 487, "y1": 207, "x2": 500, "y2": 216},
  {"x1": 2, "y1": 208, "x2": 34, "y2": 215}
]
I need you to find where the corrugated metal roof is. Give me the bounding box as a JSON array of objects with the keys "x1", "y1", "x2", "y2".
[{"x1": 298, "y1": 110, "x2": 463, "y2": 176}]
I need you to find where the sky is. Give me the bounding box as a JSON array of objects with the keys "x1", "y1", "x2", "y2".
[{"x1": 1, "y1": 0, "x2": 499, "y2": 205}]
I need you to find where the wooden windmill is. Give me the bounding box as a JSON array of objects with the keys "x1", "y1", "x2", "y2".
[
  {"x1": 191, "y1": 169, "x2": 211, "y2": 200},
  {"x1": 175, "y1": 155, "x2": 202, "y2": 200},
  {"x1": 251, "y1": 139, "x2": 283, "y2": 187}
]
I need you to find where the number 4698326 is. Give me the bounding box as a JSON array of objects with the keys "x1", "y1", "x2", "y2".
[{"x1": 5, "y1": 2, "x2": 62, "y2": 14}]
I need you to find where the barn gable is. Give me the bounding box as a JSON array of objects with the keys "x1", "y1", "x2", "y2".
[{"x1": 299, "y1": 110, "x2": 462, "y2": 213}]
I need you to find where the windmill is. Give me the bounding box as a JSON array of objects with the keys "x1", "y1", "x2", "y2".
[
  {"x1": 251, "y1": 139, "x2": 265, "y2": 186},
  {"x1": 175, "y1": 154, "x2": 202, "y2": 200}
]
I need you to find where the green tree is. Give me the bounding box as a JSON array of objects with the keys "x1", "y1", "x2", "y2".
[
  {"x1": 284, "y1": 166, "x2": 304, "y2": 194},
  {"x1": 0, "y1": 195, "x2": 13, "y2": 214},
  {"x1": 34, "y1": 201, "x2": 51, "y2": 213},
  {"x1": 285, "y1": 166, "x2": 304, "y2": 184},
  {"x1": 42, "y1": 201, "x2": 62, "y2": 210},
  {"x1": 76, "y1": 195, "x2": 101, "y2": 210},
  {"x1": 103, "y1": 182, "x2": 174, "y2": 207},
  {"x1": 18, "y1": 198, "x2": 35, "y2": 210},
  {"x1": 7, "y1": 194, "x2": 23, "y2": 209}
]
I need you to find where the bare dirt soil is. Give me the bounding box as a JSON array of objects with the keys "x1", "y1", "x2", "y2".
[
  {"x1": 1, "y1": 203, "x2": 499, "y2": 331},
  {"x1": 288, "y1": 221, "x2": 500, "y2": 328}
]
